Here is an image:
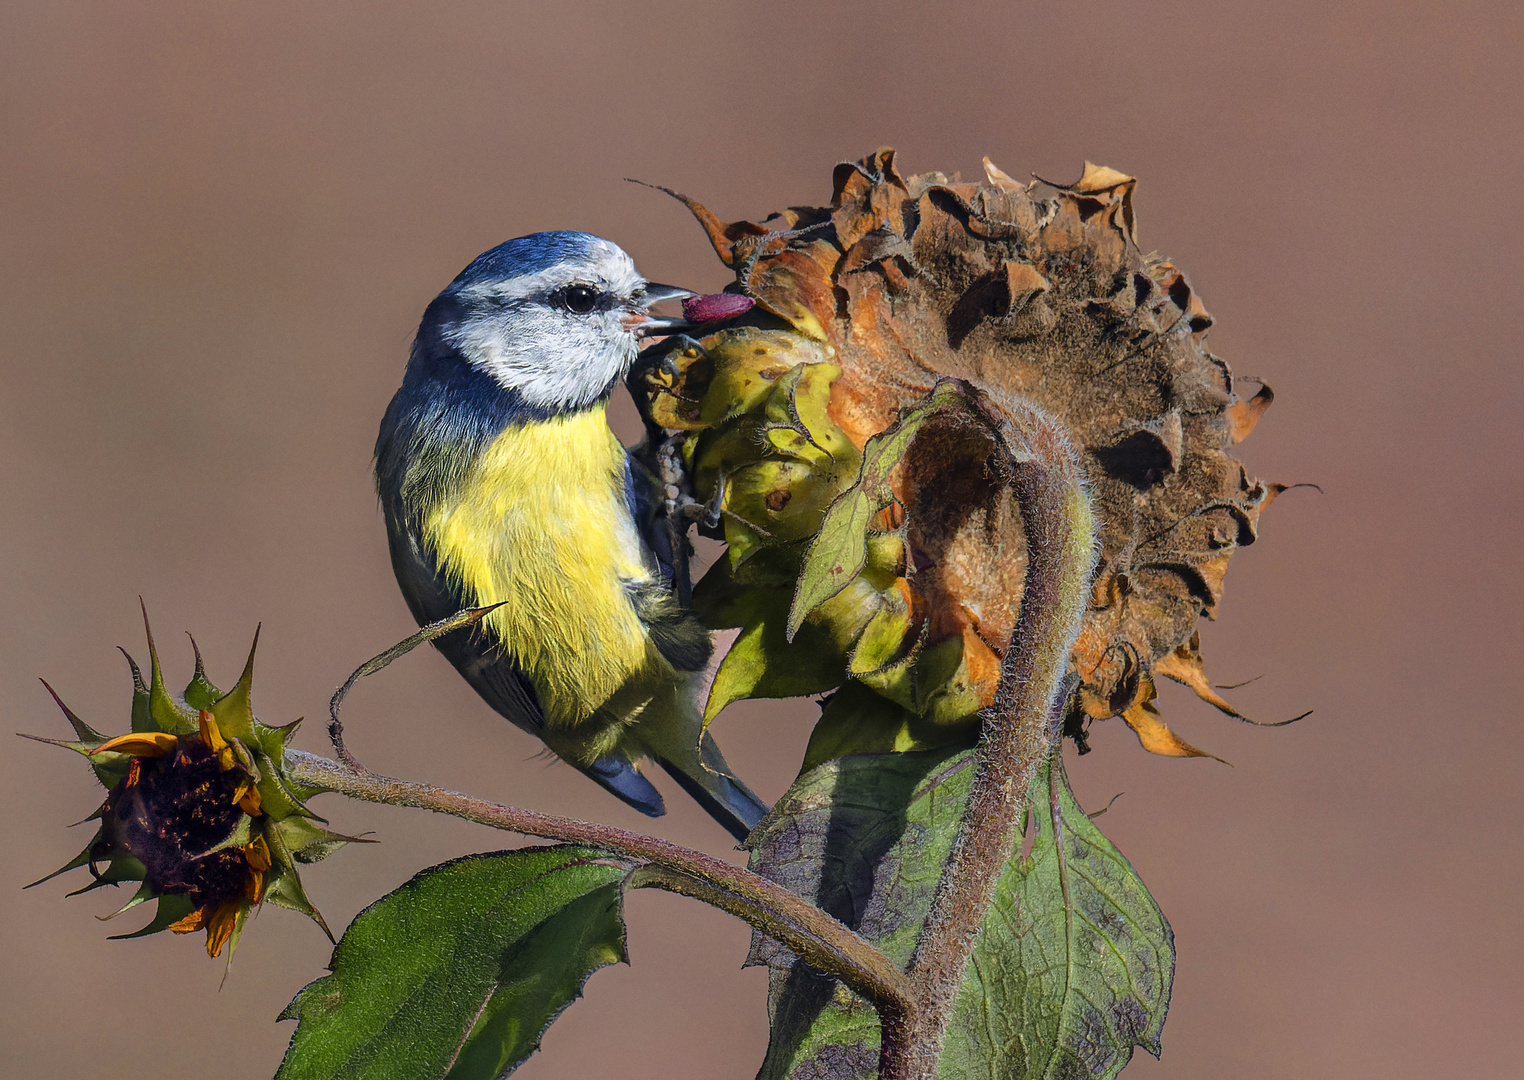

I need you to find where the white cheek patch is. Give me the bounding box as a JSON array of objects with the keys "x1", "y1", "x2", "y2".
[
  {"x1": 445, "y1": 236, "x2": 653, "y2": 412},
  {"x1": 452, "y1": 307, "x2": 638, "y2": 411}
]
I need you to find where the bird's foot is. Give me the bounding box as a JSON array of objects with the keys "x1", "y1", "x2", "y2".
[
  {"x1": 636, "y1": 334, "x2": 708, "y2": 388},
  {"x1": 675, "y1": 471, "x2": 725, "y2": 531}
]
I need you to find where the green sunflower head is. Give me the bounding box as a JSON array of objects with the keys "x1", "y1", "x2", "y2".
[{"x1": 26, "y1": 607, "x2": 362, "y2": 961}]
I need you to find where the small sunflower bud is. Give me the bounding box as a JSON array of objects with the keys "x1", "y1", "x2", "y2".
[{"x1": 26, "y1": 608, "x2": 363, "y2": 962}]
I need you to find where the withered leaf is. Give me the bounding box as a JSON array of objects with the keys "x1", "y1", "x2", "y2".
[
  {"x1": 1226, "y1": 382, "x2": 1274, "y2": 444},
  {"x1": 1120, "y1": 678, "x2": 1227, "y2": 763}
]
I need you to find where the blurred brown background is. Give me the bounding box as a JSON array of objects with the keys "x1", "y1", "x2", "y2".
[{"x1": 3, "y1": 2, "x2": 1520, "y2": 1077}]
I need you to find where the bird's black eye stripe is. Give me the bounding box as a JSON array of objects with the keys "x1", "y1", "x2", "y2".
[{"x1": 556, "y1": 284, "x2": 601, "y2": 314}]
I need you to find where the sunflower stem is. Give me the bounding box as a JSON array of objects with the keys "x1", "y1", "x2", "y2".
[
  {"x1": 877, "y1": 393, "x2": 1097, "y2": 1080},
  {"x1": 284, "y1": 748, "x2": 912, "y2": 1025}
]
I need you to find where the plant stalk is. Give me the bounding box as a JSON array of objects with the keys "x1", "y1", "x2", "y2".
[
  {"x1": 878, "y1": 394, "x2": 1096, "y2": 1080},
  {"x1": 285, "y1": 749, "x2": 911, "y2": 1025}
]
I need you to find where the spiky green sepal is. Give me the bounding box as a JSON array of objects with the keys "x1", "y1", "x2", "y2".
[{"x1": 26, "y1": 611, "x2": 364, "y2": 961}]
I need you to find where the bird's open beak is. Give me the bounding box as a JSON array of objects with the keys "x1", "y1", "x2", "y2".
[{"x1": 628, "y1": 282, "x2": 696, "y2": 337}]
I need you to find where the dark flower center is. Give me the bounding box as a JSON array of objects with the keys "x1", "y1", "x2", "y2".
[{"x1": 97, "y1": 738, "x2": 251, "y2": 910}]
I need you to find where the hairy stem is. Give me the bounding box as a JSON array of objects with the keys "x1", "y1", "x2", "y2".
[
  {"x1": 878, "y1": 395, "x2": 1096, "y2": 1080},
  {"x1": 285, "y1": 749, "x2": 910, "y2": 1024}
]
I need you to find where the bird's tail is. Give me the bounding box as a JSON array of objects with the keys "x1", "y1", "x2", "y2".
[
  {"x1": 630, "y1": 673, "x2": 770, "y2": 842},
  {"x1": 581, "y1": 754, "x2": 667, "y2": 819},
  {"x1": 654, "y1": 729, "x2": 769, "y2": 842}
]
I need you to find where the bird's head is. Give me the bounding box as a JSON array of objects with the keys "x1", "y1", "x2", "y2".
[{"x1": 424, "y1": 231, "x2": 692, "y2": 412}]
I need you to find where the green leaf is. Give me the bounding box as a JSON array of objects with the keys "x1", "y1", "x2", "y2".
[
  {"x1": 260, "y1": 818, "x2": 332, "y2": 938},
  {"x1": 702, "y1": 576, "x2": 893, "y2": 723},
  {"x1": 278, "y1": 813, "x2": 370, "y2": 865},
  {"x1": 760, "y1": 363, "x2": 850, "y2": 469},
  {"x1": 118, "y1": 647, "x2": 155, "y2": 734},
  {"x1": 692, "y1": 542, "x2": 807, "y2": 629},
  {"x1": 277, "y1": 846, "x2": 632, "y2": 1080},
  {"x1": 800, "y1": 682, "x2": 980, "y2": 773},
  {"x1": 704, "y1": 611, "x2": 844, "y2": 723},
  {"x1": 141, "y1": 609, "x2": 198, "y2": 735},
  {"x1": 39, "y1": 678, "x2": 107, "y2": 743},
  {"x1": 697, "y1": 328, "x2": 821, "y2": 425},
  {"x1": 208, "y1": 626, "x2": 260, "y2": 741},
  {"x1": 747, "y1": 750, "x2": 1172, "y2": 1080},
  {"x1": 788, "y1": 381, "x2": 969, "y2": 640},
  {"x1": 110, "y1": 892, "x2": 195, "y2": 940}
]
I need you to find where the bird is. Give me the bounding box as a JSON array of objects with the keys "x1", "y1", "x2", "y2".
[{"x1": 374, "y1": 230, "x2": 768, "y2": 840}]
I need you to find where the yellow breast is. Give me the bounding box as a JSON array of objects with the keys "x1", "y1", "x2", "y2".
[{"x1": 421, "y1": 405, "x2": 654, "y2": 727}]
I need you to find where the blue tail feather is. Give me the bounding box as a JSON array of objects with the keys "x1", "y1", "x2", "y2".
[
  {"x1": 656, "y1": 729, "x2": 770, "y2": 843},
  {"x1": 583, "y1": 754, "x2": 667, "y2": 819}
]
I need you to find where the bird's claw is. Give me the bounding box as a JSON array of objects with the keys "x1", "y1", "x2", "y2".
[
  {"x1": 701, "y1": 471, "x2": 726, "y2": 530},
  {"x1": 676, "y1": 470, "x2": 725, "y2": 532},
  {"x1": 635, "y1": 335, "x2": 708, "y2": 395}
]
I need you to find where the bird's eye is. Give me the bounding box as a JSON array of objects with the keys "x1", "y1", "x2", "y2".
[{"x1": 560, "y1": 285, "x2": 600, "y2": 314}]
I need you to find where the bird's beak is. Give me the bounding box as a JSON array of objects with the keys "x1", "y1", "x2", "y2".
[
  {"x1": 628, "y1": 282, "x2": 696, "y2": 337},
  {"x1": 642, "y1": 282, "x2": 696, "y2": 306}
]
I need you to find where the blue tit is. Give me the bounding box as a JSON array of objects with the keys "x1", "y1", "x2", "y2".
[{"x1": 374, "y1": 231, "x2": 768, "y2": 839}]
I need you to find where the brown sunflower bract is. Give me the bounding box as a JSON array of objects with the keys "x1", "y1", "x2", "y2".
[{"x1": 659, "y1": 147, "x2": 1291, "y2": 758}]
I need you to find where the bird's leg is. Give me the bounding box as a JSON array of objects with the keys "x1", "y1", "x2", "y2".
[
  {"x1": 656, "y1": 433, "x2": 699, "y2": 519},
  {"x1": 696, "y1": 469, "x2": 726, "y2": 531},
  {"x1": 658, "y1": 334, "x2": 709, "y2": 378},
  {"x1": 648, "y1": 432, "x2": 701, "y2": 602},
  {"x1": 658, "y1": 433, "x2": 726, "y2": 536},
  {"x1": 627, "y1": 332, "x2": 710, "y2": 441}
]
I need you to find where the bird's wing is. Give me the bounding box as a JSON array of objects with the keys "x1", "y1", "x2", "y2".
[
  {"x1": 384, "y1": 505, "x2": 670, "y2": 818},
  {"x1": 621, "y1": 451, "x2": 769, "y2": 841},
  {"x1": 384, "y1": 509, "x2": 546, "y2": 736}
]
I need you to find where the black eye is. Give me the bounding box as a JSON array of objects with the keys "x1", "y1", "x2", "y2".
[{"x1": 561, "y1": 285, "x2": 599, "y2": 314}]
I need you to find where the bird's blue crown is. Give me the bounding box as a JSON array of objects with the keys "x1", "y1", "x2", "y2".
[{"x1": 445, "y1": 231, "x2": 604, "y2": 295}]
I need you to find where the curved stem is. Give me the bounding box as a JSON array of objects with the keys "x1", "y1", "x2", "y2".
[
  {"x1": 879, "y1": 394, "x2": 1096, "y2": 1080},
  {"x1": 325, "y1": 605, "x2": 501, "y2": 774},
  {"x1": 285, "y1": 749, "x2": 911, "y2": 1026}
]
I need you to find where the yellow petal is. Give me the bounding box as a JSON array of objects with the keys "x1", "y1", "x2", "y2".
[
  {"x1": 1121, "y1": 678, "x2": 1228, "y2": 763},
  {"x1": 168, "y1": 908, "x2": 206, "y2": 934},
  {"x1": 244, "y1": 836, "x2": 272, "y2": 874},
  {"x1": 90, "y1": 732, "x2": 178, "y2": 758},
  {"x1": 232, "y1": 778, "x2": 262, "y2": 815},
  {"x1": 198, "y1": 709, "x2": 235, "y2": 770},
  {"x1": 242, "y1": 835, "x2": 272, "y2": 903},
  {"x1": 205, "y1": 903, "x2": 240, "y2": 958}
]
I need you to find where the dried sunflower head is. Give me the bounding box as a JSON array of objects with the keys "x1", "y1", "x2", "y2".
[
  {"x1": 27, "y1": 609, "x2": 360, "y2": 961},
  {"x1": 640, "y1": 148, "x2": 1293, "y2": 765}
]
